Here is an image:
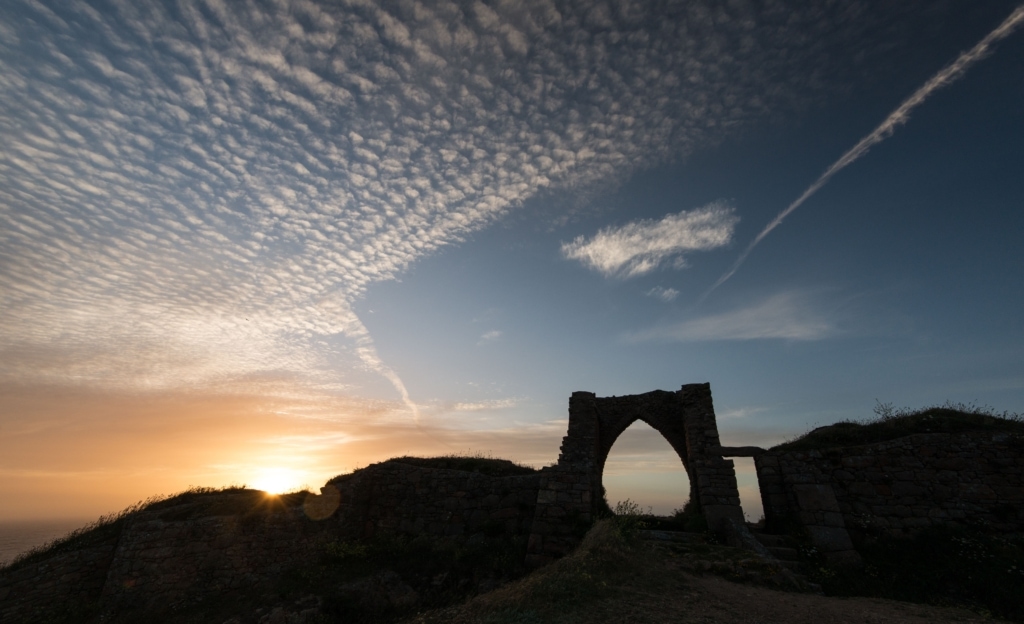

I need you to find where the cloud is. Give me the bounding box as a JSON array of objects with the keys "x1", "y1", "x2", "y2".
[
  {"x1": 718, "y1": 406, "x2": 769, "y2": 420},
  {"x1": 477, "y1": 330, "x2": 502, "y2": 346},
  {"x1": 623, "y1": 293, "x2": 833, "y2": 343},
  {"x1": 562, "y1": 202, "x2": 738, "y2": 278},
  {"x1": 452, "y1": 398, "x2": 519, "y2": 412},
  {"x1": 646, "y1": 287, "x2": 680, "y2": 302},
  {"x1": 0, "y1": 1, "x2": 930, "y2": 409}
]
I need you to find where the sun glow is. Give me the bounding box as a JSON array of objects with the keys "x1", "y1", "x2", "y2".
[{"x1": 250, "y1": 467, "x2": 306, "y2": 495}]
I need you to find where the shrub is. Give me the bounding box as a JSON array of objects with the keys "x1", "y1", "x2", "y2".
[
  {"x1": 611, "y1": 499, "x2": 650, "y2": 539},
  {"x1": 671, "y1": 499, "x2": 708, "y2": 533}
]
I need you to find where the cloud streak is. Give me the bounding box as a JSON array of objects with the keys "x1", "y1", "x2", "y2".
[
  {"x1": 623, "y1": 293, "x2": 832, "y2": 343},
  {"x1": 703, "y1": 4, "x2": 1024, "y2": 299},
  {"x1": 647, "y1": 287, "x2": 680, "y2": 302},
  {"x1": 562, "y1": 202, "x2": 738, "y2": 278}
]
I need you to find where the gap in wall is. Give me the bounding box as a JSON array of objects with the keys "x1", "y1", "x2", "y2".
[{"x1": 731, "y1": 456, "x2": 764, "y2": 522}]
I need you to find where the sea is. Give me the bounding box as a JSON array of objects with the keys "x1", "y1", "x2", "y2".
[{"x1": 0, "y1": 519, "x2": 92, "y2": 568}]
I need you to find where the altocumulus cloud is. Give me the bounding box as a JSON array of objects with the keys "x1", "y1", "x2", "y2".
[
  {"x1": 0, "y1": 0, "x2": 917, "y2": 412},
  {"x1": 562, "y1": 202, "x2": 738, "y2": 278}
]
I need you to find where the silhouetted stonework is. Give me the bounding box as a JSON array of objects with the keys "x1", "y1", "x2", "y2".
[
  {"x1": 755, "y1": 430, "x2": 1024, "y2": 564},
  {"x1": 0, "y1": 383, "x2": 745, "y2": 620},
  {"x1": 325, "y1": 461, "x2": 541, "y2": 539},
  {"x1": 5, "y1": 385, "x2": 1023, "y2": 619},
  {"x1": 0, "y1": 542, "x2": 116, "y2": 623},
  {"x1": 525, "y1": 383, "x2": 744, "y2": 564},
  {"x1": 0, "y1": 499, "x2": 333, "y2": 623}
]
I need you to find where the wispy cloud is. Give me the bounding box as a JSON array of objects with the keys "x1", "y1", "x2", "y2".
[
  {"x1": 646, "y1": 287, "x2": 680, "y2": 302},
  {"x1": 704, "y1": 4, "x2": 1024, "y2": 299},
  {"x1": 452, "y1": 398, "x2": 519, "y2": 412},
  {"x1": 623, "y1": 293, "x2": 833, "y2": 343},
  {"x1": 719, "y1": 406, "x2": 769, "y2": 420},
  {"x1": 477, "y1": 330, "x2": 502, "y2": 346},
  {"x1": 0, "y1": 1, "x2": 926, "y2": 412},
  {"x1": 562, "y1": 202, "x2": 738, "y2": 278}
]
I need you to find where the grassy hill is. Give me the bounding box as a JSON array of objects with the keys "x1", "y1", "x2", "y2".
[
  {"x1": 3, "y1": 445, "x2": 1022, "y2": 622},
  {"x1": 772, "y1": 401, "x2": 1024, "y2": 452}
]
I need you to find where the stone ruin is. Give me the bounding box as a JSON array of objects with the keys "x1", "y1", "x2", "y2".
[
  {"x1": 323, "y1": 381, "x2": 1022, "y2": 566},
  {"x1": 525, "y1": 383, "x2": 746, "y2": 564},
  {"x1": 320, "y1": 383, "x2": 751, "y2": 566},
  {"x1": 4, "y1": 382, "x2": 1022, "y2": 620}
]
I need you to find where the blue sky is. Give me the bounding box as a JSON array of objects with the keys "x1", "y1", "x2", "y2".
[{"x1": 1, "y1": 0, "x2": 1022, "y2": 519}]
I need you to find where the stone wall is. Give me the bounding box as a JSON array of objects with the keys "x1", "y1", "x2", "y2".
[
  {"x1": 0, "y1": 541, "x2": 116, "y2": 623},
  {"x1": 1, "y1": 383, "x2": 744, "y2": 618},
  {"x1": 99, "y1": 504, "x2": 332, "y2": 617},
  {"x1": 326, "y1": 460, "x2": 541, "y2": 539},
  {"x1": 756, "y1": 430, "x2": 1024, "y2": 563}
]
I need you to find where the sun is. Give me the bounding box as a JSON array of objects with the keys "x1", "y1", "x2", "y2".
[{"x1": 250, "y1": 467, "x2": 303, "y2": 495}]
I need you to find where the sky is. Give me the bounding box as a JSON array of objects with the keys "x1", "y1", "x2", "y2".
[{"x1": 1, "y1": 0, "x2": 1023, "y2": 521}]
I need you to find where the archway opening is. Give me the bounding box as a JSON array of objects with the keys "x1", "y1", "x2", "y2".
[
  {"x1": 600, "y1": 420, "x2": 691, "y2": 517},
  {"x1": 730, "y1": 456, "x2": 763, "y2": 523}
]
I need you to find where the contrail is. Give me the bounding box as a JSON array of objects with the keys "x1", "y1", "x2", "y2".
[
  {"x1": 702, "y1": 5, "x2": 1024, "y2": 300},
  {"x1": 322, "y1": 295, "x2": 421, "y2": 422}
]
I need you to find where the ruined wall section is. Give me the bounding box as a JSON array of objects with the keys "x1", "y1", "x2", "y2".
[
  {"x1": 0, "y1": 541, "x2": 116, "y2": 623},
  {"x1": 327, "y1": 461, "x2": 541, "y2": 540},
  {"x1": 98, "y1": 505, "x2": 331, "y2": 618},
  {"x1": 527, "y1": 384, "x2": 745, "y2": 564},
  {"x1": 756, "y1": 431, "x2": 1024, "y2": 552},
  {"x1": 525, "y1": 391, "x2": 601, "y2": 565},
  {"x1": 678, "y1": 383, "x2": 745, "y2": 528}
]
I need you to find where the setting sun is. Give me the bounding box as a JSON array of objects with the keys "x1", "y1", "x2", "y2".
[{"x1": 250, "y1": 468, "x2": 306, "y2": 495}]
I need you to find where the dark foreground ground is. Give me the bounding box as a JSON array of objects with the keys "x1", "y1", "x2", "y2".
[{"x1": 404, "y1": 520, "x2": 1008, "y2": 624}]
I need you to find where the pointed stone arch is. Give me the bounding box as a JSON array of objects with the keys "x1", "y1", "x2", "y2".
[
  {"x1": 593, "y1": 391, "x2": 696, "y2": 510},
  {"x1": 526, "y1": 383, "x2": 745, "y2": 564}
]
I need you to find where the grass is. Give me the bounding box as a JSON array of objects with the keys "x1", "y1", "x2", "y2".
[
  {"x1": 328, "y1": 453, "x2": 539, "y2": 482},
  {"x1": 0, "y1": 499, "x2": 148, "y2": 574},
  {"x1": 405, "y1": 519, "x2": 663, "y2": 624},
  {"x1": 403, "y1": 517, "x2": 818, "y2": 624},
  {"x1": 773, "y1": 401, "x2": 1024, "y2": 452},
  {"x1": 0, "y1": 485, "x2": 305, "y2": 574},
  {"x1": 810, "y1": 525, "x2": 1024, "y2": 621},
  {"x1": 382, "y1": 453, "x2": 539, "y2": 477}
]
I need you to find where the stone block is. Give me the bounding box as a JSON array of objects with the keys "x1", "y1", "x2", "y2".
[
  {"x1": 806, "y1": 525, "x2": 855, "y2": 553},
  {"x1": 824, "y1": 549, "x2": 864, "y2": 568},
  {"x1": 702, "y1": 504, "x2": 744, "y2": 529},
  {"x1": 798, "y1": 511, "x2": 818, "y2": 526},
  {"x1": 793, "y1": 484, "x2": 842, "y2": 512},
  {"x1": 891, "y1": 482, "x2": 924, "y2": 497},
  {"x1": 823, "y1": 512, "x2": 846, "y2": 527},
  {"x1": 846, "y1": 482, "x2": 875, "y2": 497}
]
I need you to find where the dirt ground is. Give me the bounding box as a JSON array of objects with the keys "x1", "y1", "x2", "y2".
[
  {"x1": 406, "y1": 521, "x2": 1006, "y2": 624},
  {"x1": 639, "y1": 572, "x2": 997, "y2": 624}
]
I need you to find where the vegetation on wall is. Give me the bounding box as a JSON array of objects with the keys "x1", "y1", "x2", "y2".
[{"x1": 774, "y1": 402, "x2": 1024, "y2": 452}]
